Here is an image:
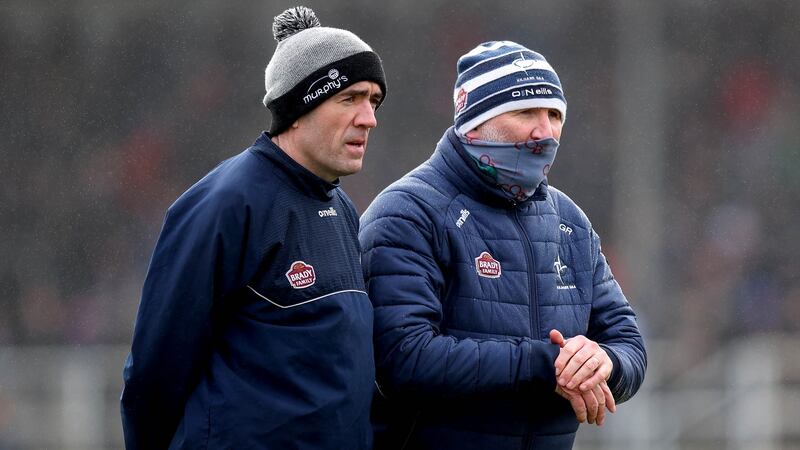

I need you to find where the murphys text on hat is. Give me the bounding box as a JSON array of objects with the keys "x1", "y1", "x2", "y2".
[{"x1": 262, "y1": 6, "x2": 387, "y2": 135}]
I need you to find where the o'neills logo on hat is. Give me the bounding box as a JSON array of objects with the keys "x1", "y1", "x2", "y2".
[
  {"x1": 285, "y1": 261, "x2": 316, "y2": 289},
  {"x1": 475, "y1": 252, "x2": 501, "y2": 278}
]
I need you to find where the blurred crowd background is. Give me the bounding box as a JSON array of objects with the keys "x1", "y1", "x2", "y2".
[{"x1": 1, "y1": 0, "x2": 799, "y2": 448}]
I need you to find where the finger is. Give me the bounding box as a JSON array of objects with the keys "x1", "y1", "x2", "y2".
[
  {"x1": 556, "y1": 385, "x2": 586, "y2": 423},
  {"x1": 549, "y1": 329, "x2": 565, "y2": 347},
  {"x1": 592, "y1": 384, "x2": 606, "y2": 426},
  {"x1": 579, "y1": 353, "x2": 613, "y2": 391},
  {"x1": 554, "y1": 348, "x2": 574, "y2": 377},
  {"x1": 600, "y1": 382, "x2": 616, "y2": 413},
  {"x1": 559, "y1": 343, "x2": 598, "y2": 386},
  {"x1": 567, "y1": 354, "x2": 602, "y2": 390},
  {"x1": 580, "y1": 387, "x2": 599, "y2": 425},
  {"x1": 569, "y1": 392, "x2": 587, "y2": 423},
  {"x1": 554, "y1": 336, "x2": 585, "y2": 376},
  {"x1": 551, "y1": 330, "x2": 568, "y2": 378},
  {"x1": 578, "y1": 365, "x2": 610, "y2": 391}
]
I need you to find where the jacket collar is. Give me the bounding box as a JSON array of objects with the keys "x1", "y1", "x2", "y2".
[
  {"x1": 434, "y1": 127, "x2": 548, "y2": 208},
  {"x1": 249, "y1": 132, "x2": 339, "y2": 201}
]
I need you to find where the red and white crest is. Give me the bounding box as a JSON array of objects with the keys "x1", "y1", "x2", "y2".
[
  {"x1": 475, "y1": 252, "x2": 501, "y2": 278},
  {"x1": 455, "y1": 88, "x2": 468, "y2": 113},
  {"x1": 285, "y1": 261, "x2": 316, "y2": 289}
]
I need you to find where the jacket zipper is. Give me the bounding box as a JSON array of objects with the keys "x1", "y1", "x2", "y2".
[{"x1": 510, "y1": 206, "x2": 540, "y2": 340}]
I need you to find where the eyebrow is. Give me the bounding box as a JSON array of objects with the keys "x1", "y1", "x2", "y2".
[{"x1": 340, "y1": 87, "x2": 383, "y2": 102}]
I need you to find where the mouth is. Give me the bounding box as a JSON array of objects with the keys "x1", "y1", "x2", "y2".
[{"x1": 346, "y1": 138, "x2": 367, "y2": 153}]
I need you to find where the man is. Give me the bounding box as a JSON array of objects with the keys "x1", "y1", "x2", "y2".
[
  {"x1": 121, "y1": 7, "x2": 386, "y2": 449},
  {"x1": 359, "y1": 41, "x2": 645, "y2": 449}
]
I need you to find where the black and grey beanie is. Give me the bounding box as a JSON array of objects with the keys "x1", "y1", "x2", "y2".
[{"x1": 263, "y1": 6, "x2": 387, "y2": 135}]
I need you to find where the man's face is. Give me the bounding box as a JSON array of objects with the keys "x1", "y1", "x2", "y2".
[
  {"x1": 467, "y1": 107, "x2": 563, "y2": 143},
  {"x1": 292, "y1": 81, "x2": 383, "y2": 182}
]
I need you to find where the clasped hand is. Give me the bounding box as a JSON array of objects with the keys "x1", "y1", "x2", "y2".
[{"x1": 550, "y1": 329, "x2": 616, "y2": 426}]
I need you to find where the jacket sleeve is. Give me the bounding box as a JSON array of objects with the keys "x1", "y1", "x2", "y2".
[
  {"x1": 360, "y1": 193, "x2": 560, "y2": 400},
  {"x1": 120, "y1": 189, "x2": 258, "y2": 450},
  {"x1": 587, "y1": 229, "x2": 647, "y2": 403}
]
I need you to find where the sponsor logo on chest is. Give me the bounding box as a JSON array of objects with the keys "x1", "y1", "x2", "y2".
[
  {"x1": 318, "y1": 207, "x2": 338, "y2": 217},
  {"x1": 285, "y1": 261, "x2": 316, "y2": 289},
  {"x1": 554, "y1": 254, "x2": 576, "y2": 290},
  {"x1": 455, "y1": 209, "x2": 470, "y2": 228},
  {"x1": 475, "y1": 251, "x2": 501, "y2": 278}
]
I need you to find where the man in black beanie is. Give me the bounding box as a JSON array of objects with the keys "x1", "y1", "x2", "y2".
[{"x1": 121, "y1": 6, "x2": 386, "y2": 449}]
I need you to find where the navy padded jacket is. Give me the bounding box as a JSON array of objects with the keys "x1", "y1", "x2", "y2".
[
  {"x1": 121, "y1": 133, "x2": 374, "y2": 449},
  {"x1": 359, "y1": 128, "x2": 646, "y2": 450}
]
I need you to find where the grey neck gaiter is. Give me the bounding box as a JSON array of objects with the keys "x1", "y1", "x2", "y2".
[{"x1": 459, "y1": 136, "x2": 559, "y2": 202}]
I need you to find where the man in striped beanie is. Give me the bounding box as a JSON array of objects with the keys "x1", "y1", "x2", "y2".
[
  {"x1": 453, "y1": 40, "x2": 567, "y2": 202},
  {"x1": 360, "y1": 41, "x2": 646, "y2": 449}
]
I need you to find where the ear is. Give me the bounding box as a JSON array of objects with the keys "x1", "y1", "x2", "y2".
[{"x1": 465, "y1": 129, "x2": 480, "y2": 140}]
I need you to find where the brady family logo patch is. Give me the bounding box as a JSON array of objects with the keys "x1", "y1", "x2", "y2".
[
  {"x1": 285, "y1": 261, "x2": 316, "y2": 289},
  {"x1": 475, "y1": 251, "x2": 501, "y2": 278}
]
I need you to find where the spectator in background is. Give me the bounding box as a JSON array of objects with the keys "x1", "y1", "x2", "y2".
[
  {"x1": 120, "y1": 7, "x2": 386, "y2": 449},
  {"x1": 359, "y1": 41, "x2": 646, "y2": 449}
]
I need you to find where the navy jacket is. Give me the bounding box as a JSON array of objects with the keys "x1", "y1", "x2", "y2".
[
  {"x1": 121, "y1": 133, "x2": 374, "y2": 449},
  {"x1": 359, "y1": 128, "x2": 646, "y2": 450}
]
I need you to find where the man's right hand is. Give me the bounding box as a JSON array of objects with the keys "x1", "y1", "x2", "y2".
[{"x1": 555, "y1": 381, "x2": 614, "y2": 426}]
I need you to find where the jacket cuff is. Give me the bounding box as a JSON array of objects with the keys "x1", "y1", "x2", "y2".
[{"x1": 531, "y1": 343, "x2": 561, "y2": 390}]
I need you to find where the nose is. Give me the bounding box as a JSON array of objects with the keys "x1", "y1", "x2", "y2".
[
  {"x1": 528, "y1": 109, "x2": 554, "y2": 140},
  {"x1": 354, "y1": 100, "x2": 377, "y2": 129}
]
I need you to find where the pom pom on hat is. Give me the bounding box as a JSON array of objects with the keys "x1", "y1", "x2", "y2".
[{"x1": 272, "y1": 6, "x2": 320, "y2": 42}]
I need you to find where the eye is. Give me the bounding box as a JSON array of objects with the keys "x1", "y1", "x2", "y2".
[{"x1": 549, "y1": 109, "x2": 562, "y2": 122}]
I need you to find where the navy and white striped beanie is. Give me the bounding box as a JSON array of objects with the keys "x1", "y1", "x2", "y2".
[{"x1": 453, "y1": 41, "x2": 566, "y2": 136}]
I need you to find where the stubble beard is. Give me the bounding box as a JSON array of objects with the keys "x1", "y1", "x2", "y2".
[{"x1": 477, "y1": 122, "x2": 513, "y2": 143}]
